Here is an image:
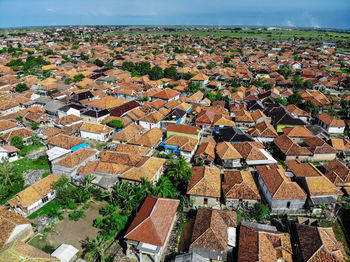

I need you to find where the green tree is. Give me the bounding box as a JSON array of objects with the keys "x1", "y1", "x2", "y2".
[
  {"x1": 288, "y1": 93, "x2": 303, "y2": 107},
  {"x1": 93, "y1": 59, "x2": 104, "y2": 67},
  {"x1": 107, "y1": 119, "x2": 124, "y2": 129},
  {"x1": 224, "y1": 56, "x2": 231, "y2": 63},
  {"x1": 276, "y1": 97, "x2": 287, "y2": 106},
  {"x1": 187, "y1": 81, "x2": 201, "y2": 94},
  {"x1": 149, "y1": 66, "x2": 163, "y2": 80},
  {"x1": 293, "y1": 75, "x2": 304, "y2": 90},
  {"x1": 0, "y1": 160, "x2": 17, "y2": 187},
  {"x1": 251, "y1": 203, "x2": 270, "y2": 222},
  {"x1": 28, "y1": 134, "x2": 41, "y2": 145},
  {"x1": 154, "y1": 176, "x2": 178, "y2": 198},
  {"x1": 305, "y1": 100, "x2": 318, "y2": 117},
  {"x1": 64, "y1": 78, "x2": 74, "y2": 85},
  {"x1": 135, "y1": 62, "x2": 151, "y2": 76},
  {"x1": 207, "y1": 92, "x2": 216, "y2": 103},
  {"x1": 303, "y1": 80, "x2": 313, "y2": 89},
  {"x1": 167, "y1": 157, "x2": 193, "y2": 194},
  {"x1": 177, "y1": 61, "x2": 185, "y2": 67},
  {"x1": 10, "y1": 136, "x2": 24, "y2": 150},
  {"x1": 164, "y1": 66, "x2": 178, "y2": 80},
  {"x1": 15, "y1": 83, "x2": 29, "y2": 93},
  {"x1": 73, "y1": 74, "x2": 85, "y2": 82}
]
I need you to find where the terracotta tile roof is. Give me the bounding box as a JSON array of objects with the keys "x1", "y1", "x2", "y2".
[
  {"x1": 0, "y1": 240, "x2": 59, "y2": 261},
  {"x1": 195, "y1": 110, "x2": 215, "y2": 125},
  {"x1": 78, "y1": 161, "x2": 130, "y2": 176},
  {"x1": 257, "y1": 165, "x2": 307, "y2": 199},
  {"x1": 213, "y1": 115, "x2": 235, "y2": 127},
  {"x1": 47, "y1": 134, "x2": 86, "y2": 149},
  {"x1": 1, "y1": 128, "x2": 35, "y2": 143},
  {"x1": 100, "y1": 151, "x2": 142, "y2": 166},
  {"x1": 296, "y1": 224, "x2": 346, "y2": 262},
  {"x1": 238, "y1": 224, "x2": 292, "y2": 262},
  {"x1": 191, "y1": 73, "x2": 209, "y2": 81},
  {"x1": 222, "y1": 171, "x2": 260, "y2": 200},
  {"x1": 194, "y1": 142, "x2": 216, "y2": 162},
  {"x1": 112, "y1": 123, "x2": 144, "y2": 142},
  {"x1": 0, "y1": 209, "x2": 32, "y2": 249},
  {"x1": 150, "y1": 88, "x2": 180, "y2": 100},
  {"x1": 0, "y1": 120, "x2": 18, "y2": 132},
  {"x1": 144, "y1": 99, "x2": 167, "y2": 109},
  {"x1": 286, "y1": 160, "x2": 321, "y2": 178},
  {"x1": 42, "y1": 127, "x2": 62, "y2": 139},
  {"x1": 139, "y1": 110, "x2": 166, "y2": 123},
  {"x1": 317, "y1": 112, "x2": 345, "y2": 127},
  {"x1": 251, "y1": 110, "x2": 269, "y2": 122},
  {"x1": 80, "y1": 122, "x2": 114, "y2": 134},
  {"x1": 54, "y1": 114, "x2": 82, "y2": 126},
  {"x1": 273, "y1": 135, "x2": 312, "y2": 156},
  {"x1": 7, "y1": 174, "x2": 61, "y2": 210},
  {"x1": 125, "y1": 196, "x2": 179, "y2": 246},
  {"x1": 86, "y1": 96, "x2": 125, "y2": 110},
  {"x1": 164, "y1": 135, "x2": 199, "y2": 152},
  {"x1": 305, "y1": 176, "x2": 342, "y2": 197},
  {"x1": 324, "y1": 159, "x2": 350, "y2": 187},
  {"x1": 187, "y1": 166, "x2": 221, "y2": 198},
  {"x1": 329, "y1": 139, "x2": 350, "y2": 151},
  {"x1": 166, "y1": 123, "x2": 199, "y2": 136},
  {"x1": 191, "y1": 208, "x2": 237, "y2": 251},
  {"x1": 129, "y1": 127, "x2": 163, "y2": 147},
  {"x1": 303, "y1": 137, "x2": 337, "y2": 155},
  {"x1": 54, "y1": 148, "x2": 97, "y2": 168},
  {"x1": 235, "y1": 110, "x2": 254, "y2": 123},
  {"x1": 248, "y1": 121, "x2": 278, "y2": 138},
  {"x1": 232, "y1": 142, "x2": 267, "y2": 161},
  {"x1": 111, "y1": 143, "x2": 149, "y2": 156},
  {"x1": 282, "y1": 126, "x2": 314, "y2": 137},
  {"x1": 286, "y1": 104, "x2": 310, "y2": 117},
  {"x1": 216, "y1": 142, "x2": 242, "y2": 160},
  {"x1": 120, "y1": 157, "x2": 166, "y2": 182}
]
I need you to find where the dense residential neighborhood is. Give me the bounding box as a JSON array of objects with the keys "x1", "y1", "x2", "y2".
[{"x1": 0, "y1": 26, "x2": 349, "y2": 262}]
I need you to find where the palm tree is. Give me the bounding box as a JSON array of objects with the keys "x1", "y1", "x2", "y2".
[
  {"x1": 167, "y1": 157, "x2": 192, "y2": 184},
  {"x1": 155, "y1": 176, "x2": 178, "y2": 198},
  {"x1": 81, "y1": 174, "x2": 95, "y2": 192},
  {"x1": 85, "y1": 235, "x2": 106, "y2": 262},
  {"x1": 0, "y1": 160, "x2": 17, "y2": 187}
]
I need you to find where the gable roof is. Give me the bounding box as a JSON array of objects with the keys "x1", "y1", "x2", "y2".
[
  {"x1": 166, "y1": 123, "x2": 199, "y2": 136},
  {"x1": 318, "y1": 113, "x2": 345, "y2": 127},
  {"x1": 323, "y1": 159, "x2": 350, "y2": 187},
  {"x1": 223, "y1": 171, "x2": 260, "y2": 200},
  {"x1": 7, "y1": 174, "x2": 61, "y2": 210},
  {"x1": 0, "y1": 209, "x2": 32, "y2": 249},
  {"x1": 187, "y1": 166, "x2": 221, "y2": 198},
  {"x1": 248, "y1": 121, "x2": 278, "y2": 138},
  {"x1": 124, "y1": 196, "x2": 179, "y2": 246},
  {"x1": 0, "y1": 240, "x2": 59, "y2": 261},
  {"x1": 164, "y1": 135, "x2": 199, "y2": 152},
  {"x1": 190, "y1": 208, "x2": 237, "y2": 251},
  {"x1": 238, "y1": 223, "x2": 293, "y2": 262},
  {"x1": 216, "y1": 142, "x2": 242, "y2": 160},
  {"x1": 257, "y1": 165, "x2": 307, "y2": 200},
  {"x1": 54, "y1": 148, "x2": 97, "y2": 168},
  {"x1": 296, "y1": 224, "x2": 346, "y2": 262},
  {"x1": 274, "y1": 135, "x2": 312, "y2": 156}
]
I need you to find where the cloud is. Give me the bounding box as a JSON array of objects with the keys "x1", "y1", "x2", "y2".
[{"x1": 47, "y1": 8, "x2": 55, "y2": 12}]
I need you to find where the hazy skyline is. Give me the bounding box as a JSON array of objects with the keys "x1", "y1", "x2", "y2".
[{"x1": 0, "y1": 0, "x2": 349, "y2": 29}]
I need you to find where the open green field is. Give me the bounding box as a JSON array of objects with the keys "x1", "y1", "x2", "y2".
[{"x1": 106, "y1": 29, "x2": 350, "y2": 40}]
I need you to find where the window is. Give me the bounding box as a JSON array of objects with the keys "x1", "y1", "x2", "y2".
[
  {"x1": 203, "y1": 198, "x2": 208, "y2": 205},
  {"x1": 287, "y1": 201, "x2": 291, "y2": 209},
  {"x1": 42, "y1": 196, "x2": 49, "y2": 203}
]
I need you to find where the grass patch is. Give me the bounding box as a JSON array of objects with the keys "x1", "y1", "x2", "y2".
[
  {"x1": 13, "y1": 155, "x2": 50, "y2": 175},
  {"x1": 27, "y1": 199, "x2": 62, "y2": 219},
  {"x1": 18, "y1": 143, "x2": 44, "y2": 156},
  {"x1": 320, "y1": 219, "x2": 350, "y2": 257}
]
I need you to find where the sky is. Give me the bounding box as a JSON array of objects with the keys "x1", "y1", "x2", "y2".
[{"x1": 0, "y1": 0, "x2": 349, "y2": 29}]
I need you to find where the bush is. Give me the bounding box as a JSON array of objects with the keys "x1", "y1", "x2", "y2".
[
  {"x1": 107, "y1": 119, "x2": 124, "y2": 129},
  {"x1": 251, "y1": 203, "x2": 270, "y2": 222},
  {"x1": 69, "y1": 210, "x2": 85, "y2": 221},
  {"x1": 15, "y1": 83, "x2": 29, "y2": 93},
  {"x1": 10, "y1": 136, "x2": 24, "y2": 150}
]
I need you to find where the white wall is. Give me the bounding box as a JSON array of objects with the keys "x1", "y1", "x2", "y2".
[
  {"x1": 80, "y1": 130, "x2": 106, "y2": 141},
  {"x1": 139, "y1": 121, "x2": 160, "y2": 130}
]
